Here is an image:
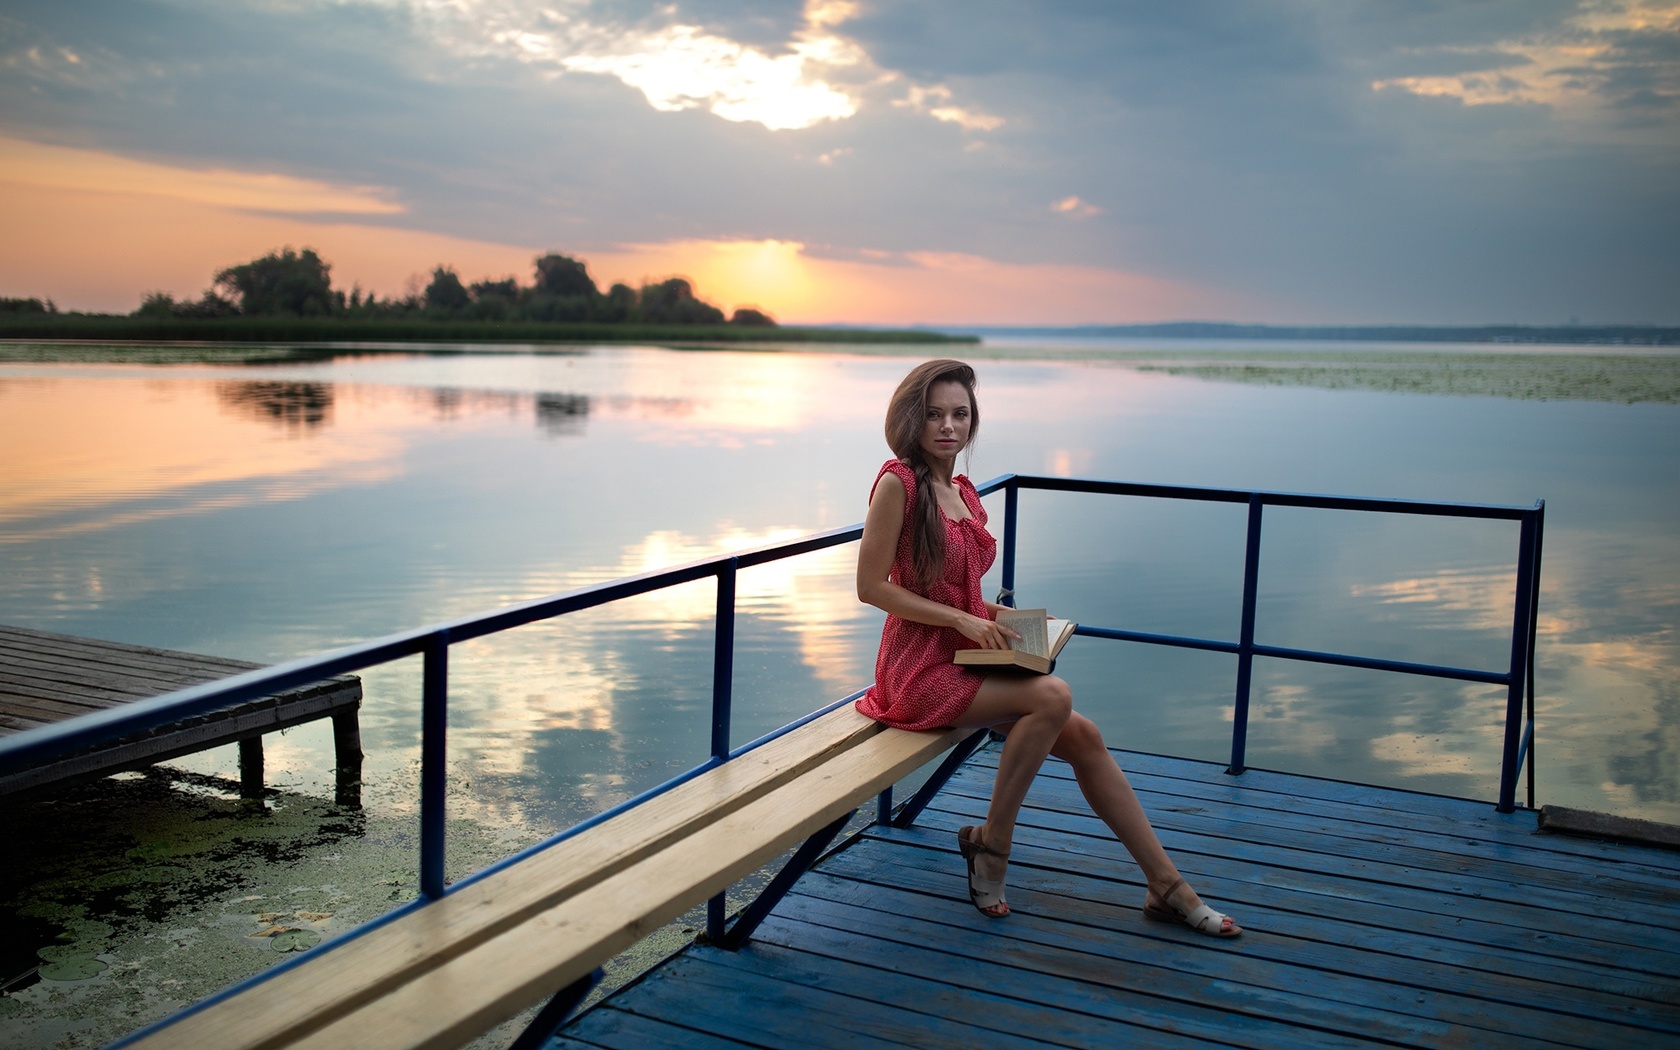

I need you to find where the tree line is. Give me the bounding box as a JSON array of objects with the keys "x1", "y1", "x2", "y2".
[{"x1": 132, "y1": 247, "x2": 776, "y2": 327}]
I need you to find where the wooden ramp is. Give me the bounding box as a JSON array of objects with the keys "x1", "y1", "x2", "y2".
[
  {"x1": 554, "y1": 746, "x2": 1680, "y2": 1049},
  {"x1": 0, "y1": 624, "x2": 362, "y2": 802}
]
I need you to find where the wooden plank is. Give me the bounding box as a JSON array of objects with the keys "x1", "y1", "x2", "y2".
[
  {"x1": 0, "y1": 690, "x2": 122, "y2": 721},
  {"x1": 277, "y1": 722, "x2": 968, "y2": 1050},
  {"x1": 125, "y1": 708, "x2": 948, "y2": 1050},
  {"x1": 938, "y1": 769, "x2": 1680, "y2": 906},
  {"x1": 1064, "y1": 748, "x2": 1680, "y2": 874},
  {"x1": 862, "y1": 818, "x2": 1678, "y2": 987},
  {"x1": 785, "y1": 865, "x2": 1638, "y2": 1046},
  {"x1": 1540, "y1": 805, "x2": 1680, "y2": 850},
  {"x1": 0, "y1": 643, "x2": 254, "y2": 681},
  {"x1": 558, "y1": 748, "x2": 1680, "y2": 1050},
  {"x1": 806, "y1": 844, "x2": 1680, "y2": 1041},
  {"x1": 979, "y1": 749, "x2": 1680, "y2": 872},
  {"x1": 696, "y1": 930, "x2": 1374, "y2": 1050},
  {"x1": 0, "y1": 634, "x2": 256, "y2": 670},
  {"x1": 0, "y1": 711, "x2": 49, "y2": 733},
  {"x1": 907, "y1": 806, "x2": 1680, "y2": 975},
  {"x1": 1100, "y1": 765, "x2": 1680, "y2": 885},
  {"x1": 0, "y1": 687, "x2": 361, "y2": 796},
  {"x1": 846, "y1": 837, "x2": 1678, "y2": 1006},
  {"x1": 0, "y1": 658, "x2": 257, "y2": 698},
  {"x1": 0, "y1": 664, "x2": 180, "y2": 698},
  {"x1": 0, "y1": 623, "x2": 361, "y2": 799},
  {"x1": 925, "y1": 776, "x2": 1680, "y2": 931},
  {"x1": 551, "y1": 1006, "x2": 756, "y2": 1050},
  {"x1": 0, "y1": 681, "x2": 358, "y2": 741},
  {"x1": 612, "y1": 954, "x2": 1040, "y2": 1049},
  {"x1": 0, "y1": 624, "x2": 257, "y2": 668}
]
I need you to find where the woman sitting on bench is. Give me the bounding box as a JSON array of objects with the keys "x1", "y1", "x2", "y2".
[{"x1": 854, "y1": 358, "x2": 1240, "y2": 936}]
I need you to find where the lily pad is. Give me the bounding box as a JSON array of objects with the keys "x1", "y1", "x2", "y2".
[
  {"x1": 64, "y1": 919, "x2": 115, "y2": 942},
  {"x1": 39, "y1": 954, "x2": 108, "y2": 981},
  {"x1": 0, "y1": 996, "x2": 22, "y2": 1017},
  {"x1": 269, "y1": 929, "x2": 320, "y2": 953},
  {"x1": 38, "y1": 943, "x2": 90, "y2": 963}
]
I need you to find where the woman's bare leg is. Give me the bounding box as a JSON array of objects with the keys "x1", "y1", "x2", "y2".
[
  {"x1": 1052, "y1": 712, "x2": 1237, "y2": 931},
  {"x1": 948, "y1": 672, "x2": 1072, "y2": 913}
]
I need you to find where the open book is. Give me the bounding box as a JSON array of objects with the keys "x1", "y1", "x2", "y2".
[{"x1": 954, "y1": 608, "x2": 1076, "y2": 674}]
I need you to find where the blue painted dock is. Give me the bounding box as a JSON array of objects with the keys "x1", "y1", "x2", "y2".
[{"x1": 553, "y1": 745, "x2": 1680, "y2": 1049}]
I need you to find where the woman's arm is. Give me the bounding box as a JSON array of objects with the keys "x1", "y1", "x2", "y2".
[{"x1": 856, "y1": 471, "x2": 1017, "y2": 649}]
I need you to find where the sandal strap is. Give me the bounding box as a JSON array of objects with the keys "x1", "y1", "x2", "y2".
[
  {"x1": 963, "y1": 826, "x2": 1010, "y2": 858},
  {"x1": 1155, "y1": 876, "x2": 1187, "y2": 911}
]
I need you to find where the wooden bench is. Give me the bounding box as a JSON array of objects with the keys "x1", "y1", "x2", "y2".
[
  {"x1": 0, "y1": 624, "x2": 362, "y2": 805},
  {"x1": 127, "y1": 705, "x2": 974, "y2": 1050}
]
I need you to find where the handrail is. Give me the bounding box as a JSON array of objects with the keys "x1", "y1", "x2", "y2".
[
  {"x1": 7, "y1": 471, "x2": 1544, "y2": 1047},
  {"x1": 0, "y1": 472, "x2": 1544, "y2": 827},
  {"x1": 977, "y1": 473, "x2": 1545, "y2": 812}
]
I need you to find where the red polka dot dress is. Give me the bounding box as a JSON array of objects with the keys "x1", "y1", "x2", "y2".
[{"x1": 856, "y1": 459, "x2": 997, "y2": 730}]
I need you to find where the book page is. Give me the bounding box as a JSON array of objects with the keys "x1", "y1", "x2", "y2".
[{"x1": 995, "y1": 607, "x2": 1049, "y2": 657}]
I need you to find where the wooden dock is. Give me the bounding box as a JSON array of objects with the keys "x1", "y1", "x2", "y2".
[
  {"x1": 0, "y1": 624, "x2": 362, "y2": 803},
  {"x1": 555, "y1": 746, "x2": 1680, "y2": 1048}
]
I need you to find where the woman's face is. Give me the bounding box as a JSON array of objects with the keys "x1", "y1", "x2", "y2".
[{"x1": 920, "y1": 380, "x2": 973, "y2": 465}]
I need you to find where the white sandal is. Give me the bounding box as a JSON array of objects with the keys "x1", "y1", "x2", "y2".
[
  {"x1": 1143, "y1": 876, "x2": 1241, "y2": 938},
  {"x1": 957, "y1": 825, "x2": 1010, "y2": 917}
]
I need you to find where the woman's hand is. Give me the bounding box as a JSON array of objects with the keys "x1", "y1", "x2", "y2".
[{"x1": 956, "y1": 611, "x2": 1019, "y2": 650}]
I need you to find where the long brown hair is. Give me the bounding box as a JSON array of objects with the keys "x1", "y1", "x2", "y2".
[{"x1": 884, "y1": 359, "x2": 979, "y2": 591}]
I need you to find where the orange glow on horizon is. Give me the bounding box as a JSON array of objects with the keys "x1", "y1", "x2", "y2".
[
  {"x1": 0, "y1": 136, "x2": 403, "y2": 215},
  {"x1": 0, "y1": 136, "x2": 1280, "y2": 324}
]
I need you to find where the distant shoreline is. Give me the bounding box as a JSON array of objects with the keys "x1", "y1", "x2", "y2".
[
  {"x1": 943, "y1": 321, "x2": 1680, "y2": 347},
  {"x1": 6, "y1": 336, "x2": 1674, "y2": 404},
  {"x1": 0, "y1": 315, "x2": 976, "y2": 345}
]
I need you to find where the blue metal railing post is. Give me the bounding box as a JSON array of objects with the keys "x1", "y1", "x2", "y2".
[
  {"x1": 1526, "y1": 502, "x2": 1546, "y2": 810},
  {"x1": 1228, "y1": 495, "x2": 1264, "y2": 776},
  {"x1": 706, "y1": 559, "x2": 738, "y2": 941},
  {"x1": 1000, "y1": 478, "x2": 1019, "y2": 607},
  {"x1": 420, "y1": 631, "x2": 450, "y2": 900},
  {"x1": 711, "y1": 559, "x2": 738, "y2": 761},
  {"x1": 1498, "y1": 511, "x2": 1541, "y2": 813}
]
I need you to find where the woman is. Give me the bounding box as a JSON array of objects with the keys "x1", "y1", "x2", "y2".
[{"x1": 855, "y1": 359, "x2": 1239, "y2": 936}]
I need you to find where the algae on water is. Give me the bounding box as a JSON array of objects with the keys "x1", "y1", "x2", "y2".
[{"x1": 1126, "y1": 350, "x2": 1680, "y2": 404}]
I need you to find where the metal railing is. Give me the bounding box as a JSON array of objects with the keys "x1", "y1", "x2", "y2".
[
  {"x1": 0, "y1": 472, "x2": 1544, "y2": 1042},
  {"x1": 984, "y1": 475, "x2": 1545, "y2": 813}
]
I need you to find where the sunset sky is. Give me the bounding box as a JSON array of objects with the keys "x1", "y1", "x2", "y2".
[{"x1": 2, "y1": 1, "x2": 1677, "y2": 325}]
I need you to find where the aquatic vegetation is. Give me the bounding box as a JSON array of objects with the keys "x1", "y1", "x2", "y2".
[
  {"x1": 0, "y1": 767, "x2": 524, "y2": 1047},
  {"x1": 1128, "y1": 350, "x2": 1680, "y2": 404}
]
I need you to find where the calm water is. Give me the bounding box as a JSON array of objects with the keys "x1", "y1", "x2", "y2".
[{"x1": 3, "y1": 343, "x2": 1677, "y2": 840}]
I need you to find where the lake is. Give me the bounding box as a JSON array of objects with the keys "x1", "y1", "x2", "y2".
[
  {"x1": 1, "y1": 338, "x2": 1676, "y2": 1043},
  {"x1": 5, "y1": 340, "x2": 1676, "y2": 820}
]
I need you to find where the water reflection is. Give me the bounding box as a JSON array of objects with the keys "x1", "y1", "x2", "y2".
[
  {"x1": 0, "y1": 347, "x2": 1676, "y2": 828},
  {"x1": 535, "y1": 392, "x2": 589, "y2": 436},
  {"x1": 217, "y1": 380, "x2": 334, "y2": 430}
]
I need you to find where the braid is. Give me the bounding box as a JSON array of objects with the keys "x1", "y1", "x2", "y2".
[{"x1": 910, "y1": 457, "x2": 945, "y2": 592}]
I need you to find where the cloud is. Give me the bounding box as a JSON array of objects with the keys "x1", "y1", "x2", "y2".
[
  {"x1": 400, "y1": 0, "x2": 1006, "y2": 134},
  {"x1": 1, "y1": 2, "x2": 1676, "y2": 323},
  {"x1": 1051, "y1": 195, "x2": 1102, "y2": 218},
  {"x1": 405, "y1": 0, "x2": 883, "y2": 130},
  {"x1": 1371, "y1": 0, "x2": 1680, "y2": 125},
  {"x1": 894, "y1": 83, "x2": 1004, "y2": 131},
  {"x1": 555, "y1": 20, "x2": 861, "y2": 130}
]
